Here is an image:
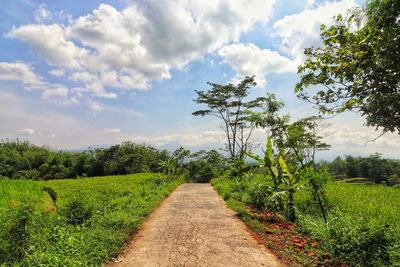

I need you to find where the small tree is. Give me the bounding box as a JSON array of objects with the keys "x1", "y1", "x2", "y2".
[{"x1": 193, "y1": 76, "x2": 273, "y2": 161}]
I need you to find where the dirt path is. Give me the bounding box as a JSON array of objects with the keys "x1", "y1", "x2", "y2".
[{"x1": 107, "y1": 183, "x2": 282, "y2": 267}]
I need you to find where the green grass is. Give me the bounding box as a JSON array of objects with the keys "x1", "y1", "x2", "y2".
[
  {"x1": 296, "y1": 182, "x2": 400, "y2": 231},
  {"x1": 0, "y1": 173, "x2": 183, "y2": 266},
  {"x1": 211, "y1": 176, "x2": 400, "y2": 266},
  {"x1": 0, "y1": 179, "x2": 47, "y2": 208}
]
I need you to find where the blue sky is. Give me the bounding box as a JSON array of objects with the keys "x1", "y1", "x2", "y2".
[{"x1": 1, "y1": 0, "x2": 399, "y2": 159}]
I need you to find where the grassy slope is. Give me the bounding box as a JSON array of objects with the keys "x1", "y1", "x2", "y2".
[{"x1": 0, "y1": 173, "x2": 183, "y2": 266}]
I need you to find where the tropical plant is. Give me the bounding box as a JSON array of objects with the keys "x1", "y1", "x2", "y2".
[{"x1": 246, "y1": 136, "x2": 309, "y2": 221}]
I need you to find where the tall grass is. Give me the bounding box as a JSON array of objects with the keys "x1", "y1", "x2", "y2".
[
  {"x1": 296, "y1": 182, "x2": 400, "y2": 266},
  {"x1": 0, "y1": 173, "x2": 183, "y2": 266}
]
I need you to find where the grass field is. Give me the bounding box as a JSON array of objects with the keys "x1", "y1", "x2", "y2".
[
  {"x1": 211, "y1": 176, "x2": 400, "y2": 266},
  {"x1": 296, "y1": 182, "x2": 400, "y2": 231},
  {"x1": 0, "y1": 173, "x2": 183, "y2": 266}
]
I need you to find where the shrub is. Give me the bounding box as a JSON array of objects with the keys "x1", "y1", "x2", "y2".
[
  {"x1": 0, "y1": 204, "x2": 33, "y2": 263},
  {"x1": 249, "y1": 181, "x2": 283, "y2": 212},
  {"x1": 185, "y1": 160, "x2": 215, "y2": 183},
  {"x1": 64, "y1": 199, "x2": 92, "y2": 225},
  {"x1": 12, "y1": 169, "x2": 41, "y2": 180}
]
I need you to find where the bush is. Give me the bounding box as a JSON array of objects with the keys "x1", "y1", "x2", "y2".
[
  {"x1": 299, "y1": 210, "x2": 394, "y2": 267},
  {"x1": 12, "y1": 169, "x2": 41, "y2": 180},
  {"x1": 0, "y1": 204, "x2": 33, "y2": 263},
  {"x1": 185, "y1": 160, "x2": 215, "y2": 183},
  {"x1": 64, "y1": 199, "x2": 92, "y2": 225}
]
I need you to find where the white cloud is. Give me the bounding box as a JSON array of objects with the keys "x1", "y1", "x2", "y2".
[
  {"x1": 323, "y1": 125, "x2": 400, "y2": 150},
  {"x1": 8, "y1": 24, "x2": 90, "y2": 69},
  {"x1": 0, "y1": 61, "x2": 68, "y2": 98},
  {"x1": 18, "y1": 128, "x2": 35, "y2": 135},
  {"x1": 49, "y1": 68, "x2": 65, "y2": 76},
  {"x1": 8, "y1": 0, "x2": 276, "y2": 98},
  {"x1": 103, "y1": 128, "x2": 121, "y2": 134},
  {"x1": 34, "y1": 4, "x2": 52, "y2": 23},
  {"x1": 87, "y1": 100, "x2": 104, "y2": 111},
  {"x1": 273, "y1": 0, "x2": 357, "y2": 63},
  {"x1": 124, "y1": 130, "x2": 226, "y2": 147},
  {"x1": 219, "y1": 43, "x2": 295, "y2": 86},
  {"x1": 306, "y1": 0, "x2": 316, "y2": 9}
]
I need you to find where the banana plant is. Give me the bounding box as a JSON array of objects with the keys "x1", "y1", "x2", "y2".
[
  {"x1": 246, "y1": 135, "x2": 308, "y2": 222},
  {"x1": 246, "y1": 135, "x2": 284, "y2": 210},
  {"x1": 277, "y1": 156, "x2": 309, "y2": 222},
  {"x1": 159, "y1": 158, "x2": 179, "y2": 175}
]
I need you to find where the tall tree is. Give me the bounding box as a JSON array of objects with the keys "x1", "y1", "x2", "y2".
[
  {"x1": 193, "y1": 76, "x2": 271, "y2": 160},
  {"x1": 296, "y1": 0, "x2": 400, "y2": 133}
]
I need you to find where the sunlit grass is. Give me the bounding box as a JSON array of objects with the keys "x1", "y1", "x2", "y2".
[{"x1": 0, "y1": 173, "x2": 183, "y2": 266}]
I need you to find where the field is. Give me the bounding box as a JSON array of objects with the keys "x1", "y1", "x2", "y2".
[
  {"x1": 0, "y1": 173, "x2": 183, "y2": 266},
  {"x1": 211, "y1": 176, "x2": 400, "y2": 266},
  {"x1": 296, "y1": 182, "x2": 400, "y2": 231}
]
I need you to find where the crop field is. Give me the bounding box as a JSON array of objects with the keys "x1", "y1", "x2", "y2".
[
  {"x1": 296, "y1": 182, "x2": 400, "y2": 231},
  {"x1": 0, "y1": 173, "x2": 183, "y2": 266}
]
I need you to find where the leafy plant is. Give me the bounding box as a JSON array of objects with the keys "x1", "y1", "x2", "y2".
[
  {"x1": 64, "y1": 198, "x2": 93, "y2": 225},
  {"x1": 246, "y1": 136, "x2": 309, "y2": 221},
  {"x1": 0, "y1": 204, "x2": 33, "y2": 263}
]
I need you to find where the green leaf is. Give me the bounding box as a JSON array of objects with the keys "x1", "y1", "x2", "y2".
[
  {"x1": 245, "y1": 151, "x2": 263, "y2": 164},
  {"x1": 264, "y1": 136, "x2": 273, "y2": 167},
  {"x1": 278, "y1": 155, "x2": 292, "y2": 180}
]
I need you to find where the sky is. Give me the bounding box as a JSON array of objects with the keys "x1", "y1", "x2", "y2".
[{"x1": 0, "y1": 0, "x2": 399, "y2": 159}]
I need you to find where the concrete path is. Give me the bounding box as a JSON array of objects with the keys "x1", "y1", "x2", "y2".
[{"x1": 108, "y1": 183, "x2": 282, "y2": 267}]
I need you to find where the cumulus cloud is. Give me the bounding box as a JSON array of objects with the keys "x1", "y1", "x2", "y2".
[
  {"x1": 18, "y1": 128, "x2": 35, "y2": 135},
  {"x1": 273, "y1": 0, "x2": 357, "y2": 63},
  {"x1": 219, "y1": 43, "x2": 295, "y2": 86},
  {"x1": 103, "y1": 128, "x2": 121, "y2": 134},
  {"x1": 0, "y1": 61, "x2": 68, "y2": 98},
  {"x1": 8, "y1": 0, "x2": 275, "y2": 98}
]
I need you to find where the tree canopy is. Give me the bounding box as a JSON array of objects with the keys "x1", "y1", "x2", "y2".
[
  {"x1": 296, "y1": 0, "x2": 400, "y2": 133},
  {"x1": 193, "y1": 76, "x2": 273, "y2": 160}
]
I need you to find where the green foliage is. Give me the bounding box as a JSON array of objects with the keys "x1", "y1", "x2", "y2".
[
  {"x1": 64, "y1": 198, "x2": 93, "y2": 225},
  {"x1": 43, "y1": 186, "x2": 57, "y2": 203},
  {"x1": 299, "y1": 210, "x2": 394, "y2": 267},
  {"x1": 184, "y1": 149, "x2": 228, "y2": 183},
  {"x1": 248, "y1": 181, "x2": 279, "y2": 210},
  {"x1": 296, "y1": 0, "x2": 400, "y2": 133},
  {"x1": 0, "y1": 139, "x2": 173, "y2": 180},
  {"x1": 186, "y1": 160, "x2": 215, "y2": 183},
  {"x1": 246, "y1": 136, "x2": 311, "y2": 222},
  {"x1": 0, "y1": 204, "x2": 33, "y2": 264},
  {"x1": 323, "y1": 154, "x2": 400, "y2": 185},
  {"x1": 214, "y1": 176, "x2": 400, "y2": 266},
  {"x1": 193, "y1": 76, "x2": 281, "y2": 160},
  {"x1": 297, "y1": 182, "x2": 400, "y2": 265},
  {"x1": 0, "y1": 173, "x2": 183, "y2": 266}
]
